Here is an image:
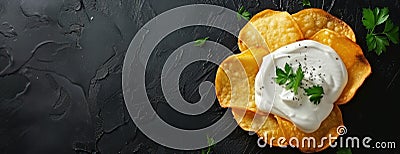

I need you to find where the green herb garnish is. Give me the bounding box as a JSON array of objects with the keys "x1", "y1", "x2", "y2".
[
  {"x1": 201, "y1": 136, "x2": 215, "y2": 154},
  {"x1": 276, "y1": 63, "x2": 293, "y2": 85},
  {"x1": 276, "y1": 63, "x2": 325, "y2": 104},
  {"x1": 362, "y1": 7, "x2": 399, "y2": 55},
  {"x1": 292, "y1": 66, "x2": 304, "y2": 94},
  {"x1": 305, "y1": 85, "x2": 324, "y2": 105},
  {"x1": 237, "y1": 6, "x2": 251, "y2": 20},
  {"x1": 302, "y1": 0, "x2": 311, "y2": 7},
  {"x1": 275, "y1": 63, "x2": 304, "y2": 94},
  {"x1": 336, "y1": 147, "x2": 352, "y2": 154},
  {"x1": 194, "y1": 37, "x2": 209, "y2": 47}
]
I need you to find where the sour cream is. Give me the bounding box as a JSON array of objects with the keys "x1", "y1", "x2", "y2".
[{"x1": 255, "y1": 40, "x2": 348, "y2": 133}]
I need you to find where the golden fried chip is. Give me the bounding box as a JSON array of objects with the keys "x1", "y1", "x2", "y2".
[
  {"x1": 276, "y1": 105, "x2": 343, "y2": 153},
  {"x1": 311, "y1": 29, "x2": 371, "y2": 104},
  {"x1": 231, "y1": 108, "x2": 287, "y2": 147},
  {"x1": 215, "y1": 47, "x2": 269, "y2": 112},
  {"x1": 292, "y1": 8, "x2": 356, "y2": 42},
  {"x1": 238, "y1": 11, "x2": 304, "y2": 52},
  {"x1": 238, "y1": 9, "x2": 280, "y2": 52}
]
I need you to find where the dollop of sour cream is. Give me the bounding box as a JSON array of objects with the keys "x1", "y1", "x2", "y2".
[{"x1": 255, "y1": 40, "x2": 348, "y2": 133}]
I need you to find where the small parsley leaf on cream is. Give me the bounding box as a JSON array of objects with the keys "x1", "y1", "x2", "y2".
[
  {"x1": 292, "y1": 66, "x2": 304, "y2": 94},
  {"x1": 305, "y1": 85, "x2": 324, "y2": 105},
  {"x1": 275, "y1": 63, "x2": 292, "y2": 85}
]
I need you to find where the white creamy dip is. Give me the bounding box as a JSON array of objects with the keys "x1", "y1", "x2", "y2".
[{"x1": 255, "y1": 40, "x2": 348, "y2": 133}]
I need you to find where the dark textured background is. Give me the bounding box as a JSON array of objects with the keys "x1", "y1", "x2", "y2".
[{"x1": 0, "y1": 0, "x2": 399, "y2": 153}]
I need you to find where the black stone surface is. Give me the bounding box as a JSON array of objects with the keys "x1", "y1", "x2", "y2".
[{"x1": 0, "y1": 0, "x2": 399, "y2": 153}]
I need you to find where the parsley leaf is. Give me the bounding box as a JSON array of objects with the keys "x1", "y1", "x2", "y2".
[
  {"x1": 275, "y1": 63, "x2": 292, "y2": 85},
  {"x1": 293, "y1": 67, "x2": 304, "y2": 94},
  {"x1": 362, "y1": 7, "x2": 399, "y2": 55},
  {"x1": 366, "y1": 34, "x2": 390, "y2": 55},
  {"x1": 194, "y1": 37, "x2": 209, "y2": 47},
  {"x1": 302, "y1": 0, "x2": 311, "y2": 7},
  {"x1": 384, "y1": 19, "x2": 400, "y2": 44},
  {"x1": 237, "y1": 6, "x2": 251, "y2": 20},
  {"x1": 375, "y1": 7, "x2": 389, "y2": 26},
  {"x1": 275, "y1": 63, "x2": 304, "y2": 94},
  {"x1": 362, "y1": 8, "x2": 375, "y2": 30},
  {"x1": 305, "y1": 85, "x2": 324, "y2": 105}
]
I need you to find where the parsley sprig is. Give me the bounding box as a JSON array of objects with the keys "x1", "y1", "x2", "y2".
[
  {"x1": 237, "y1": 6, "x2": 251, "y2": 21},
  {"x1": 305, "y1": 85, "x2": 324, "y2": 105},
  {"x1": 275, "y1": 63, "x2": 324, "y2": 104},
  {"x1": 362, "y1": 7, "x2": 399, "y2": 55},
  {"x1": 275, "y1": 63, "x2": 304, "y2": 94}
]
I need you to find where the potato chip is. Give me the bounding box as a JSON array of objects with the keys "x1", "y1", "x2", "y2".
[
  {"x1": 292, "y1": 8, "x2": 356, "y2": 42},
  {"x1": 238, "y1": 11, "x2": 304, "y2": 52},
  {"x1": 215, "y1": 47, "x2": 269, "y2": 112},
  {"x1": 231, "y1": 108, "x2": 287, "y2": 147},
  {"x1": 311, "y1": 29, "x2": 371, "y2": 104},
  {"x1": 276, "y1": 105, "x2": 343, "y2": 153},
  {"x1": 238, "y1": 9, "x2": 280, "y2": 52}
]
